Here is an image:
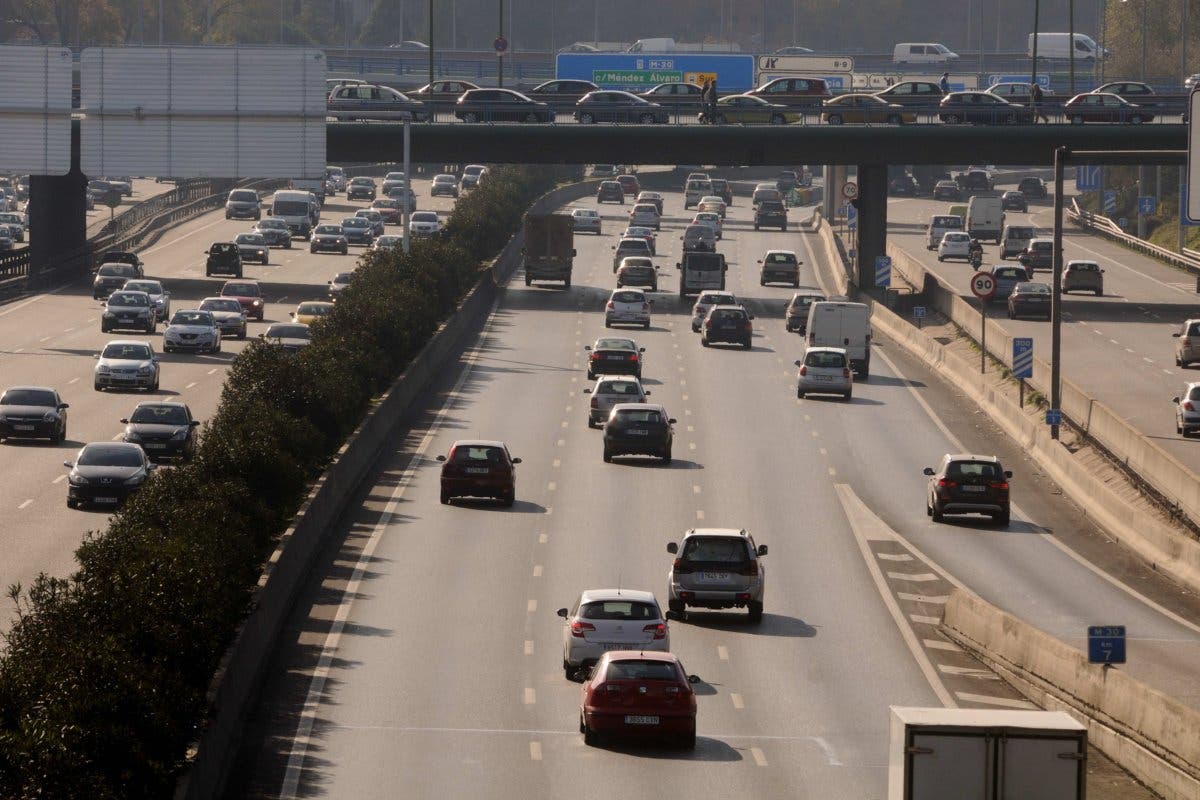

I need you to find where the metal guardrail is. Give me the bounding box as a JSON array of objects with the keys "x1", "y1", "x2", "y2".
[{"x1": 1067, "y1": 198, "x2": 1200, "y2": 273}]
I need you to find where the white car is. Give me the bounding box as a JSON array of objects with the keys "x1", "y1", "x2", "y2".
[
  {"x1": 372, "y1": 234, "x2": 403, "y2": 251},
  {"x1": 690, "y1": 290, "x2": 739, "y2": 332},
  {"x1": 605, "y1": 288, "x2": 651, "y2": 329},
  {"x1": 937, "y1": 231, "x2": 973, "y2": 262},
  {"x1": 557, "y1": 588, "x2": 670, "y2": 678},
  {"x1": 94, "y1": 340, "x2": 159, "y2": 392},
  {"x1": 583, "y1": 374, "x2": 650, "y2": 427},
  {"x1": 121, "y1": 279, "x2": 171, "y2": 321},
  {"x1": 795, "y1": 346, "x2": 853, "y2": 400},
  {"x1": 571, "y1": 207, "x2": 602, "y2": 234},
  {"x1": 692, "y1": 211, "x2": 723, "y2": 239},
  {"x1": 697, "y1": 195, "x2": 727, "y2": 218},
  {"x1": 197, "y1": 296, "x2": 247, "y2": 339},
  {"x1": 628, "y1": 203, "x2": 661, "y2": 230},
  {"x1": 327, "y1": 270, "x2": 354, "y2": 299},
  {"x1": 163, "y1": 309, "x2": 222, "y2": 354},
  {"x1": 409, "y1": 210, "x2": 441, "y2": 237}
]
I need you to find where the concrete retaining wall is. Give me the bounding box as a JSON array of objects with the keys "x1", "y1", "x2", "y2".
[
  {"x1": 174, "y1": 177, "x2": 601, "y2": 800},
  {"x1": 942, "y1": 589, "x2": 1200, "y2": 800}
]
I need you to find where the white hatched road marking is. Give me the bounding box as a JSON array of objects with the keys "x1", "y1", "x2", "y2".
[
  {"x1": 939, "y1": 664, "x2": 1000, "y2": 680},
  {"x1": 751, "y1": 747, "x2": 768, "y2": 767},
  {"x1": 955, "y1": 691, "x2": 1036, "y2": 709},
  {"x1": 887, "y1": 571, "x2": 939, "y2": 582},
  {"x1": 909, "y1": 614, "x2": 942, "y2": 625},
  {"x1": 877, "y1": 553, "x2": 913, "y2": 561},
  {"x1": 924, "y1": 638, "x2": 962, "y2": 653},
  {"x1": 898, "y1": 592, "x2": 948, "y2": 604}
]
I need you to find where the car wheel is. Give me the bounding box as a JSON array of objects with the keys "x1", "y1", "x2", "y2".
[
  {"x1": 994, "y1": 509, "x2": 1010, "y2": 526},
  {"x1": 937, "y1": 256, "x2": 944, "y2": 261},
  {"x1": 844, "y1": 390, "x2": 852, "y2": 401},
  {"x1": 679, "y1": 729, "x2": 697, "y2": 750},
  {"x1": 753, "y1": 223, "x2": 760, "y2": 230},
  {"x1": 604, "y1": 320, "x2": 611, "y2": 328},
  {"x1": 524, "y1": 112, "x2": 539, "y2": 123},
  {"x1": 66, "y1": 497, "x2": 76, "y2": 509},
  {"x1": 827, "y1": 114, "x2": 843, "y2": 125},
  {"x1": 463, "y1": 111, "x2": 479, "y2": 123},
  {"x1": 526, "y1": 274, "x2": 533, "y2": 286},
  {"x1": 1131, "y1": 115, "x2": 1143, "y2": 124},
  {"x1": 602, "y1": 447, "x2": 612, "y2": 463},
  {"x1": 662, "y1": 448, "x2": 672, "y2": 465},
  {"x1": 931, "y1": 503, "x2": 944, "y2": 522},
  {"x1": 100, "y1": 322, "x2": 108, "y2": 333},
  {"x1": 887, "y1": 113, "x2": 901, "y2": 124},
  {"x1": 668, "y1": 599, "x2": 685, "y2": 616},
  {"x1": 639, "y1": 113, "x2": 655, "y2": 124},
  {"x1": 770, "y1": 113, "x2": 786, "y2": 124},
  {"x1": 583, "y1": 723, "x2": 599, "y2": 746},
  {"x1": 1071, "y1": 114, "x2": 1084, "y2": 125},
  {"x1": 501, "y1": 490, "x2": 515, "y2": 508},
  {"x1": 440, "y1": 490, "x2": 450, "y2": 505},
  {"x1": 1095, "y1": 288, "x2": 1102, "y2": 296},
  {"x1": 151, "y1": 379, "x2": 159, "y2": 392},
  {"x1": 748, "y1": 602, "x2": 764, "y2": 623},
  {"x1": 643, "y1": 321, "x2": 650, "y2": 330},
  {"x1": 701, "y1": 337, "x2": 710, "y2": 347},
  {"x1": 944, "y1": 114, "x2": 960, "y2": 124}
]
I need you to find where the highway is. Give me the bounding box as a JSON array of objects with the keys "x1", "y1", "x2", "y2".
[
  {"x1": 226, "y1": 183, "x2": 1200, "y2": 799},
  {"x1": 0, "y1": 175, "x2": 454, "y2": 624},
  {"x1": 884, "y1": 184, "x2": 1200, "y2": 475}
]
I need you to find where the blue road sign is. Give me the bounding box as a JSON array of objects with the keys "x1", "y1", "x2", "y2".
[
  {"x1": 1012, "y1": 337, "x2": 1033, "y2": 379},
  {"x1": 848, "y1": 248, "x2": 856, "y2": 262},
  {"x1": 555, "y1": 53, "x2": 755, "y2": 92},
  {"x1": 1138, "y1": 195, "x2": 1156, "y2": 215},
  {"x1": 847, "y1": 220, "x2": 857, "y2": 231},
  {"x1": 1103, "y1": 189, "x2": 1117, "y2": 214},
  {"x1": 1182, "y1": 185, "x2": 1200, "y2": 226},
  {"x1": 847, "y1": 204, "x2": 858, "y2": 222},
  {"x1": 1087, "y1": 625, "x2": 1127, "y2": 664},
  {"x1": 1076, "y1": 165, "x2": 1101, "y2": 193},
  {"x1": 913, "y1": 306, "x2": 927, "y2": 319},
  {"x1": 874, "y1": 255, "x2": 891, "y2": 287},
  {"x1": 1045, "y1": 409, "x2": 1062, "y2": 426},
  {"x1": 837, "y1": 204, "x2": 848, "y2": 217}
]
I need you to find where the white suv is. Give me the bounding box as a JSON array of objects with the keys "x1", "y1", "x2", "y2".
[
  {"x1": 628, "y1": 203, "x2": 661, "y2": 230},
  {"x1": 557, "y1": 589, "x2": 670, "y2": 678}
]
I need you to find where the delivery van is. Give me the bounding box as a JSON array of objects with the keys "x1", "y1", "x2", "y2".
[
  {"x1": 266, "y1": 190, "x2": 320, "y2": 239},
  {"x1": 893, "y1": 42, "x2": 959, "y2": 65},
  {"x1": 1028, "y1": 32, "x2": 1107, "y2": 61},
  {"x1": 806, "y1": 301, "x2": 872, "y2": 376},
  {"x1": 966, "y1": 195, "x2": 1004, "y2": 244},
  {"x1": 926, "y1": 214, "x2": 964, "y2": 250}
]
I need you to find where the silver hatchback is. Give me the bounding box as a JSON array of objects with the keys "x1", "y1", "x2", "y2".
[
  {"x1": 796, "y1": 347, "x2": 853, "y2": 400},
  {"x1": 666, "y1": 528, "x2": 768, "y2": 623},
  {"x1": 1173, "y1": 319, "x2": 1200, "y2": 368},
  {"x1": 557, "y1": 589, "x2": 669, "y2": 678},
  {"x1": 584, "y1": 375, "x2": 649, "y2": 427},
  {"x1": 1174, "y1": 383, "x2": 1200, "y2": 436}
]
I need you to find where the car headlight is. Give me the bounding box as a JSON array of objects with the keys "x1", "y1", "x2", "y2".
[
  {"x1": 43, "y1": 411, "x2": 57, "y2": 422},
  {"x1": 69, "y1": 473, "x2": 88, "y2": 486},
  {"x1": 138, "y1": 364, "x2": 154, "y2": 375},
  {"x1": 170, "y1": 428, "x2": 188, "y2": 441},
  {"x1": 96, "y1": 364, "x2": 111, "y2": 374},
  {"x1": 124, "y1": 430, "x2": 141, "y2": 442},
  {"x1": 103, "y1": 311, "x2": 115, "y2": 318},
  {"x1": 124, "y1": 473, "x2": 146, "y2": 487}
]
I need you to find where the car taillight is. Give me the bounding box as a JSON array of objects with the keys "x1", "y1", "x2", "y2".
[
  {"x1": 843, "y1": 367, "x2": 851, "y2": 379},
  {"x1": 1185, "y1": 402, "x2": 1195, "y2": 412},
  {"x1": 643, "y1": 623, "x2": 666, "y2": 640},
  {"x1": 990, "y1": 481, "x2": 1009, "y2": 490},
  {"x1": 606, "y1": 301, "x2": 614, "y2": 309},
  {"x1": 704, "y1": 320, "x2": 712, "y2": 328},
  {"x1": 590, "y1": 397, "x2": 599, "y2": 408},
  {"x1": 673, "y1": 558, "x2": 692, "y2": 574},
  {"x1": 799, "y1": 365, "x2": 807, "y2": 376},
  {"x1": 937, "y1": 478, "x2": 957, "y2": 488},
  {"x1": 808, "y1": 333, "x2": 815, "y2": 344},
  {"x1": 628, "y1": 353, "x2": 639, "y2": 361},
  {"x1": 571, "y1": 621, "x2": 596, "y2": 638},
  {"x1": 742, "y1": 320, "x2": 752, "y2": 330},
  {"x1": 590, "y1": 352, "x2": 600, "y2": 360},
  {"x1": 1184, "y1": 338, "x2": 1192, "y2": 348}
]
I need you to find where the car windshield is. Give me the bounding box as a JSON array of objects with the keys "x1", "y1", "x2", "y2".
[
  {"x1": 412, "y1": 212, "x2": 438, "y2": 222},
  {"x1": 384, "y1": 172, "x2": 406, "y2": 181},
  {"x1": 101, "y1": 343, "x2": 151, "y2": 359},
  {"x1": 210, "y1": 243, "x2": 238, "y2": 254},
  {"x1": 77, "y1": 445, "x2": 143, "y2": 467},
  {"x1": 273, "y1": 200, "x2": 309, "y2": 216},
  {"x1": 605, "y1": 660, "x2": 678, "y2": 682},
  {"x1": 224, "y1": 283, "x2": 259, "y2": 296},
  {"x1": 200, "y1": 299, "x2": 242, "y2": 312},
  {"x1": 805, "y1": 351, "x2": 846, "y2": 368},
  {"x1": 612, "y1": 291, "x2": 643, "y2": 303},
  {"x1": 315, "y1": 225, "x2": 342, "y2": 235},
  {"x1": 297, "y1": 303, "x2": 330, "y2": 315},
  {"x1": 333, "y1": 272, "x2": 354, "y2": 283},
  {"x1": 946, "y1": 460, "x2": 1003, "y2": 479},
  {"x1": 1189, "y1": 387, "x2": 1200, "y2": 402},
  {"x1": 598, "y1": 380, "x2": 642, "y2": 395},
  {"x1": 130, "y1": 405, "x2": 190, "y2": 425},
  {"x1": 790, "y1": 296, "x2": 819, "y2": 310},
  {"x1": 236, "y1": 234, "x2": 265, "y2": 245},
  {"x1": 97, "y1": 264, "x2": 136, "y2": 277},
  {"x1": 760, "y1": 202, "x2": 785, "y2": 212},
  {"x1": 351, "y1": 178, "x2": 373, "y2": 186},
  {"x1": 124, "y1": 281, "x2": 161, "y2": 294},
  {"x1": 615, "y1": 409, "x2": 661, "y2": 424},
  {"x1": 596, "y1": 339, "x2": 635, "y2": 351},
  {"x1": 171, "y1": 311, "x2": 212, "y2": 325},
  {"x1": 109, "y1": 293, "x2": 148, "y2": 306},
  {"x1": 1016, "y1": 283, "x2": 1051, "y2": 294},
  {"x1": 342, "y1": 218, "x2": 368, "y2": 228},
  {"x1": 356, "y1": 211, "x2": 381, "y2": 219},
  {"x1": 266, "y1": 324, "x2": 310, "y2": 339},
  {"x1": 1, "y1": 389, "x2": 55, "y2": 406},
  {"x1": 451, "y1": 445, "x2": 506, "y2": 463},
  {"x1": 580, "y1": 601, "x2": 659, "y2": 621},
  {"x1": 229, "y1": 191, "x2": 257, "y2": 202},
  {"x1": 681, "y1": 536, "x2": 750, "y2": 563}
]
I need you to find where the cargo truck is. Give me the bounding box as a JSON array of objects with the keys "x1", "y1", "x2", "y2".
[{"x1": 522, "y1": 214, "x2": 576, "y2": 287}]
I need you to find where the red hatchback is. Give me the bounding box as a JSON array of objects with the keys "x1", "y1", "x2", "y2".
[
  {"x1": 616, "y1": 174, "x2": 641, "y2": 197},
  {"x1": 436, "y1": 439, "x2": 521, "y2": 507},
  {"x1": 219, "y1": 279, "x2": 265, "y2": 320},
  {"x1": 580, "y1": 651, "x2": 699, "y2": 749}
]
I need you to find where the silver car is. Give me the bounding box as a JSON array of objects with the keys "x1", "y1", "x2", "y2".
[
  {"x1": 198, "y1": 297, "x2": 247, "y2": 339},
  {"x1": 1175, "y1": 383, "x2": 1200, "y2": 436},
  {"x1": 163, "y1": 309, "x2": 221, "y2": 354},
  {"x1": 584, "y1": 375, "x2": 649, "y2": 427},
  {"x1": 1063, "y1": 260, "x2": 1104, "y2": 295},
  {"x1": 354, "y1": 209, "x2": 386, "y2": 236},
  {"x1": 571, "y1": 207, "x2": 601, "y2": 235},
  {"x1": 430, "y1": 174, "x2": 459, "y2": 197},
  {"x1": 225, "y1": 188, "x2": 261, "y2": 220},
  {"x1": 94, "y1": 340, "x2": 159, "y2": 392},
  {"x1": 101, "y1": 290, "x2": 156, "y2": 334},
  {"x1": 234, "y1": 232, "x2": 270, "y2": 265},
  {"x1": 611, "y1": 237, "x2": 652, "y2": 271},
  {"x1": 557, "y1": 589, "x2": 670, "y2": 678},
  {"x1": 795, "y1": 347, "x2": 853, "y2": 400},
  {"x1": 690, "y1": 290, "x2": 738, "y2": 332},
  {"x1": 1173, "y1": 319, "x2": 1200, "y2": 368},
  {"x1": 666, "y1": 528, "x2": 768, "y2": 623},
  {"x1": 121, "y1": 279, "x2": 170, "y2": 321},
  {"x1": 605, "y1": 288, "x2": 651, "y2": 329},
  {"x1": 327, "y1": 271, "x2": 354, "y2": 299},
  {"x1": 681, "y1": 223, "x2": 716, "y2": 252}
]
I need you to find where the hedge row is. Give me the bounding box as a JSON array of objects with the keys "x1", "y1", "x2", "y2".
[{"x1": 0, "y1": 164, "x2": 567, "y2": 798}]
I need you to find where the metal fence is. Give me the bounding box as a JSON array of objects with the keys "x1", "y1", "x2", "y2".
[{"x1": 1068, "y1": 197, "x2": 1200, "y2": 274}]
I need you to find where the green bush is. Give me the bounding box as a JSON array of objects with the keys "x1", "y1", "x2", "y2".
[{"x1": 0, "y1": 165, "x2": 565, "y2": 798}]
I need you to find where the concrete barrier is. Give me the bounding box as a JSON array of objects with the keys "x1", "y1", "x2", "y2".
[
  {"x1": 941, "y1": 589, "x2": 1200, "y2": 800},
  {"x1": 173, "y1": 177, "x2": 602, "y2": 800}
]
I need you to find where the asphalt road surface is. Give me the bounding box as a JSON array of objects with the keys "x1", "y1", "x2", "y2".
[{"x1": 226, "y1": 185, "x2": 1200, "y2": 799}]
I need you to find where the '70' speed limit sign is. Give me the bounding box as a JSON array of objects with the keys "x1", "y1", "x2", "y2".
[{"x1": 970, "y1": 271, "x2": 996, "y2": 299}]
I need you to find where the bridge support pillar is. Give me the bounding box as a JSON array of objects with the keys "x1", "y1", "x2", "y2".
[
  {"x1": 855, "y1": 163, "x2": 888, "y2": 289},
  {"x1": 29, "y1": 122, "x2": 88, "y2": 288}
]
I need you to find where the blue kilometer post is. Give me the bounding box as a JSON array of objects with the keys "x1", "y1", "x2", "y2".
[{"x1": 1087, "y1": 625, "x2": 1127, "y2": 664}]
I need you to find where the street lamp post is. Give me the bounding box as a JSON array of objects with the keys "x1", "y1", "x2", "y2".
[
  {"x1": 1068, "y1": 0, "x2": 1075, "y2": 95},
  {"x1": 498, "y1": 0, "x2": 505, "y2": 88},
  {"x1": 1030, "y1": 0, "x2": 1040, "y2": 89}
]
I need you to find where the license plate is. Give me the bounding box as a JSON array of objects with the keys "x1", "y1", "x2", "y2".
[
  {"x1": 120, "y1": 317, "x2": 133, "y2": 323},
  {"x1": 627, "y1": 429, "x2": 648, "y2": 436},
  {"x1": 961, "y1": 485, "x2": 986, "y2": 493},
  {"x1": 603, "y1": 642, "x2": 632, "y2": 650},
  {"x1": 94, "y1": 496, "x2": 118, "y2": 503},
  {"x1": 624, "y1": 715, "x2": 660, "y2": 725},
  {"x1": 605, "y1": 354, "x2": 624, "y2": 359},
  {"x1": 14, "y1": 424, "x2": 35, "y2": 431},
  {"x1": 815, "y1": 375, "x2": 832, "y2": 382},
  {"x1": 143, "y1": 443, "x2": 166, "y2": 449},
  {"x1": 702, "y1": 571, "x2": 729, "y2": 581},
  {"x1": 465, "y1": 467, "x2": 489, "y2": 474}
]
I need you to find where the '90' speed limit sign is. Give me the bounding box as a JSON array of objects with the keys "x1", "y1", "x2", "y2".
[{"x1": 970, "y1": 271, "x2": 997, "y2": 299}]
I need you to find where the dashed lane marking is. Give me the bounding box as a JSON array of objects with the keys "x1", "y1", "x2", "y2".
[
  {"x1": 717, "y1": 645, "x2": 729, "y2": 661},
  {"x1": 524, "y1": 688, "x2": 536, "y2": 705},
  {"x1": 532, "y1": 565, "x2": 543, "y2": 577},
  {"x1": 730, "y1": 693, "x2": 745, "y2": 709},
  {"x1": 693, "y1": 485, "x2": 701, "y2": 495},
  {"x1": 888, "y1": 572, "x2": 939, "y2": 582},
  {"x1": 67, "y1": 377, "x2": 78, "y2": 384},
  {"x1": 877, "y1": 552, "x2": 913, "y2": 562},
  {"x1": 527, "y1": 599, "x2": 537, "y2": 613},
  {"x1": 547, "y1": 482, "x2": 556, "y2": 492},
  {"x1": 538, "y1": 533, "x2": 548, "y2": 544},
  {"x1": 552, "y1": 459, "x2": 561, "y2": 468},
  {"x1": 696, "y1": 510, "x2": 705, "y2": 520},
  {"x1": 17, "y1": 499, "x2": 32, "y2": 510},
  {"x1": 898, "y1": 592, "x2": 948, "y2": 603},
  {"x1": 52, "y1": 474, "x2": 67, "y2": 484},
  {"x1": 185, "y1": 382, "x2": 197, "y2": 390},
  {"x1": 110, "y1": 433, "x2": 123, "y2": 441},
  {"x1": 524, "y1": 640, "x2": 534, "y2": 656},
  {"x1": 207, "y1": 368, "x2": 217, "y2": 375},
  {"x1": 529, "y1": 741, "x2": 542, "y2": 761},
  {"x1": 751, "y1": 747, "x2": 768, "y2": 767}
]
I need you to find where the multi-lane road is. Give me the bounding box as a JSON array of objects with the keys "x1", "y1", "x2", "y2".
[
  {"x1": 0, "y1": 175, "x2": 455, "y2": 621},
  {"x1": 885, "y1": 184, "x2": 1200, "y2": 474},
  {"x1": 223, "y1": 183, "x2": 1200, "y2": 798}
]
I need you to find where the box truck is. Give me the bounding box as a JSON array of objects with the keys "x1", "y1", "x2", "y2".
[{"x1": 522, "y1": 214, "x2": 575, "y2": 287}]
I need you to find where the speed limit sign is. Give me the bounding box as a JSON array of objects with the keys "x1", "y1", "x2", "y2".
[
  {"x1": 970, "y1": 271, "x2": 997, "y2": 299},
  {"x1": 842, "y1": 181, "x2": 859, "y2": 200}
]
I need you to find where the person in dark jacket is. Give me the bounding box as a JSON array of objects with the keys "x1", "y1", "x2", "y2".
[
  {"x1": 702, "y1": 80, "x2": 716, "y2": 123},
  {"x1": 939, "y1": 72, "x2": 951, "y2": 93},
  {"x1": 1030, "y1": 82, "x2": 1048, "y2": 123}
]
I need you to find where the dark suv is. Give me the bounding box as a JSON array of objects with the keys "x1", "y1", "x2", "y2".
[
  {"x1": 1017, "y1": 176, "x2": 1048, "y2": 199},
  {"x1": 701, "y1": 305, "x2": 753, "y2": 349},
  {"x1": 754, "y1": 200, "x2": 788, "y2": 231},
  {"x1": 603, "y1": 404, "x2": 675, "y2": 464},
  {"x1": 924, "y1": 454, "x2": 1012, "y2": 525},
  {"x1": 596, "y1": 181, "x2": 625, "y2": 204},
  {"x1": 709, "y1": 178, "x2": 733, "y2": 205},
  {"x1": 205, "y1": 242, "x2": 243, "y2": 278},
  {"x1": 1018, "y1": 238, "x2": 1054, "y2": 272}
]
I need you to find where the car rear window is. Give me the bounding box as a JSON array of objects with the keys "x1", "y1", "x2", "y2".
[
  {"x1": 1007, "y1": 227, "x2": 1035, "y2": 238},
  {"x1": 599, "y1": 380, "x2": 641, "y2": 395},
  {"x1": 580, "y1": 601, "x2": 658, "y2": 621},
  {"x1": 681, "y1": 537, "x2": 750, "y2": 563},
  {"x1": 710, "y1": 308, "x2": 746, "y2": 321},
  {"x1": 1031, "y1": 241, "x2": 1052, "y2": 251},
  {"x1": 171, "y1": 311, "x2": 212, "y2": 326},
  {"x1": 612, "y1": 291, "x2": 643, "y2": 303},
  {"x1": 946, "y1": 460, "x2": 1002, "y2": 479},
  {"x1": 266, "y1": 324, "x2": 310, "y2": 339},
  {"x1": 995, "y1": 268, "x2": 1025, "y2": 279},
  {"x1": 805, "y1": 351, "x2": 846, "y2": 368},
  {"x1": 1, "y1": 389, "x2": 55, "y2": 406},
  {"x1": 130, "y1": 405, "x2": 189, "y2": 425},
  {"x1": 614, "y1": 409, "x2": 661, "y2": 424},
  {"x1": 765, "y1": 253, "x2": 796, "y2": 264},
  {"x1": 605, "y1": 660, "x2": 678, "y2": 681},
  {"x1": 1016, "y1": 282, "x2": 1050, "y2": 294},
  {"x1": 759, "y1": 202, "x2": 785, "y2": 212},
  {"x1": 451, "y1": 446, "x2": 506, "y2": 464},
  {"x1": 932, "y1": 216, "x2": 962, "y2": 227},
  {"x1": 1070, "y1": 262, "x2": 1099, "y2": 272},
  {"x1": 701, "y1": 294, "x2": 735, "y2": 306},
  {"x1": 596, "y1": 338, "x2": 634, "y2": 350}
]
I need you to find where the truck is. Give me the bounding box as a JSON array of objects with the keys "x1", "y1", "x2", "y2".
[
  {"x1": 888, "y1": 707, "x2": 1086, "y2": 800},
  {"x1": 806, "y1": 300, "x2": 871, "y2": 376},
  {"x1": 966, "y1": 194, "x2": 1005, "y2": 244},
  {"x1": 522, "y1": 214, "x2": 575, "y2": 287},
  {"x1": 289, "y1": 177, "x2": 326, "y2": 205},
  {"x1": 677, "y1": 251, "x2": 727, "y2": 298}
]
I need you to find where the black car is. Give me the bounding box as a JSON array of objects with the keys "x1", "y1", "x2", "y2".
[
  {"x1": 701, "y1": 305, "x2": 754, "y2": 349},
  {"x1": 754, "y1": 200, "x2": 788, "y2": 231},
  {"x1": 939, "y1": 92, "x2": 1033, "y2": 125},
  {"x1": 0, "y1": 385, "x2": 68, "y2": 443},
  {"x1": 454, "y1": 89, "x2": 553, "y2": 123},
  {"x1": 924, "y1": 454, "x2": 1011, "y2": 526},
  {"x1": 596, "y1": 181, "x2": 625, "y2": 204},
  {"x1": 585, "y1": 337, "x2": 644, "y2": 380},
  {"x1": 205, "y1": 242, "x2": 243, "y2": 278},
  {"x1": 525, "y1": 79, "x2": 600, "y2": 111},
  {"x1": 64, "y1": 442, "x2": 156, "y2": 509},
  {"x1": 346, "y1": 177, "x2": 377, "y2": 201},
  {"x1": 253, "y1": 218, "x2": 293, "y2": 249},
  {"x1": 956, "y1": 169, "x2": 993, "y2": 192},
  {"x1": 889, "y1": 174, "x2": 921, "y2": 197},
  {"x1": 602, "y1": 404, "x2": 675, "y2": 464},
  {"x1": 120, "y1": 402, "x2": 199, "y2": 461},
  {"x1": 92, "y1": 263, "x2": 140, "y2": 299},
  {"x1": 933, "y1": 180, "x2": 962, "y2": 200},
  {"x1": 574, "y1": 91, "x2": 668, "y2": 124},
  {"x1": 98, "y1": 250, "x2": 145, "y2": 277},
  {"x1": 1001, "y1": 191, "x2": 1028, "y2": 212},
  {"x1": 1017, "y1": 176, "x2": 1048, "y2": 199}
]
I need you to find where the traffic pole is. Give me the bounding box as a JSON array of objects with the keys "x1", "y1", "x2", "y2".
[
  {"x1": 402, "y1": 119, "x2": 411, "y2": 254},
  {"x1": 1051, "y1": 146, "x2": 1066, "y2": 440}
]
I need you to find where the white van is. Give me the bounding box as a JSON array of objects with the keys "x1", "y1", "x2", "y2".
[
  {"x1": 1028, "y1": 32, "x2": 1106, "y2": 61},
  {"x1": 966, "y1": 196, "x2": 1004, "y2": 244},
  {"x1": 893, "y1": 43, "x2": 959, "y2": 65},
  {"x1": 267, "y1": 190, "x2": 319, "y2": 239},
  {"x1": 926, "y1": 214, "x2": 964, "y2": 250},
  {"x1": 806, "y1": 301, "x2": 872, "y2": 376},
  {"x1": 627, "y1": 37, "x2": 740, "y2": 53}
]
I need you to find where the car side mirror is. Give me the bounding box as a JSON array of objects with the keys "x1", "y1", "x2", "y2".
[
  {"x1": 94, "y1": 354, "x2": 100, "y2": 359},
  {"x1": 611, "y1": 245, "x2": 615, "y2": 250},
  {"x1": 756, "y1": 259, "x2": 762, "y2": 263},
  {"x1": 556, "y1": 608, "x2": 569, "y2": 618},
  {"x1": 794, "y1": 359, "x2": 803, "y2": 367},
  {"x1": 644, "y1": 390, "x2": 651, "y2": 396},
  {"x1": 675, "y1": 262, "x2": 681, "y2": 268},
  {"x1": 582, "y1": 388, "x2": 592, "y2": 394},
  {"x1": 687, "y1": 674, "x2": 701, "y2": 684},
  {"x1": 435, "y1": 454, "x2": 447, "y2": 461},
  {"x1": 59, "y1": 403, "x2": 69, "y2": 410},
  {"x1": 63, "y1": 461, "x2": 73, "y2": 468},
  {"x1": 1173, "y1": 396, "x2": 1181, "y2": 403},
  {"x1": 258, "y1": 333, "x2": 265, "y2": 339},
  {"x1": 584, "y1": 345, "x2": 592, "y2": 350},
  {"x1": 120, "y1": 418, "x2": 129, "y2": 424},
  {"x1": 668, "y1": 418, "x2": 677, "y2": 425},
  {"x1": 923, "y1": 467, "x2": 935, "y2": 476},
  {"x1": 147, "y1": 462, "x2": 158, "y2": 471},
  {"x1": 1173, "y1": 333, "x2": 1182, "y2": 337},
  {"x1": 512, "y1": 457, "x2": 522, "y2": 464},
  {"x1": 757, "y1": 544, "x2": 768, "y2": 556},
  {"x1": 666, "y1": 542, "x2": 678, "y2": 554},
  {"x1": 190, "y1": 420, "x2": 200, "y2": 427},
  {"x1": 1004, "y1": 470, "x2": 1013, "y2": 478}
]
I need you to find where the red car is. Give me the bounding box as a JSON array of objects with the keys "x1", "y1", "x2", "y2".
[
  {"x1": 370, "y1": 198, "x2": 403, "y2": 223},
  {"x1": 436, "y1": 439, "x2": 520, "y2": 506},
  {"x1": 616, "y1": 174, "x2": 641, "y2": 197},
  {"x1": 219, "y1": 279, "x2": 265, "y2": 320},
  {"x1": 580, "y1": 651, "x2": 699, "y2": 749}
]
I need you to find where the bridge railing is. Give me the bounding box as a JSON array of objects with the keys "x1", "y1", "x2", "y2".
[{"x1": 1068, "y1": 197, "x2": 1200, "y2": 274}]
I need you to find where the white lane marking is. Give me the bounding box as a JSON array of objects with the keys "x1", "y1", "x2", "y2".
[
  {"x1": 63, "y1": 327, "x2": 74, "y2": 333},
  {"x1": 939, "y1": 664, "x2": 1000, "y2": 680},
  {"x1": 52, "y1": 474, "x2": 67, "y2": 484},
  {"x1": 556, "y1": 439, "x2": 565, "y2": 447},
  {"x1": 547, "y1": 481, "x2": 556, "y2": 492},
  {"x1": 552, "y1": 459, "x2": 561, "y2": 468},
  {"x1": 730, "y1": 692, "x2": 745, "y2": 709},
  {"x1": 924, "y1": 638, "x2": 962, "y2": 653},
  {"x1": 565, "y1": 405, "x2": 572, "y2": 413},
  {"x1": 67, "y1": 377, "x2": 78, "y2": 385},
  {"x1": 887, "y1": 572, "x2": 939, "y2": 582},
  {"x1": 693, "y1": 484, "x2": 701, "y2": 495},
  {"x1": 696, "y1": 509, "x2": 705, "y2": 521},
  {"x1": 532, "y1": 565, "x2": 543, "y2": 577},
  {"x1": 185, "y1": 382, "x2": 197, "y2": 390},
  {"x1": 529, "y1": 741, "x2": 542, "y2": 761},
  {"x1": 1109, "y1": 339, "x2": 1119, "y2": 345},
  {"x1": 899, "y1": 593, "x2": 949, "y2": 604},
  {"x1": 560, "y1": 421, "x2": 568, "y2": 429},
  {"x1": 818, "y1": 447, "x2": 827, "y2": 455},
  {"x1": 17, "y1": 499, "x2": 33, "y2": 510},
  {"x1": 750, "y1": 747, "x2": 768, "y2": 767},
  {"x1": 524, "y1": 640, "x2": 534, "y2": 656},
  {"x1": 1125, "y1": 348, "x2": 1135, "y2": 354},
  {"x1": 955, "y1": 691, "x2": 1036, "y2": 709},
  {"x1": 13, "y1": 347, "x2": 23, "y2": 353},
  {"x1": 110, "y1": 433, "x2": 123, "y2": 441},
  {"x1": 827, "y1": 467, "x2": 837, "y2": 477},
  {"x1": 909, "y1": 614, "x2": 942, "y2": 625},
  {"x1": 1144, "y1": 357, "x2": 1154, "y2": 363},
  {"x1": 208, "y1": 368, "x2": 218, "y2": 375},
  {"x1": 38, "y1": 336, "x2": 50, "y2": 342},
  {"x1": 877, "y1": 552, "x2": 913, "y2": 562},
  {"x1": 689, "y1": 442, "x2": 696, "y2": 450},
  {"x1": 538, "y1": 533, "x2": 548, "y2": 544},
  {"x1": 278, "y1": 298, "x2": 498, "y2": 799},
  {"x1": 524, "y1": 688, "x2": 536, "y2": 705},
  {"x1": 717, "y1": 645, "x2": 729, "y2": 661},
  {"x1": 527, "y1": 599, "x2": 537, "y2": 613}
]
